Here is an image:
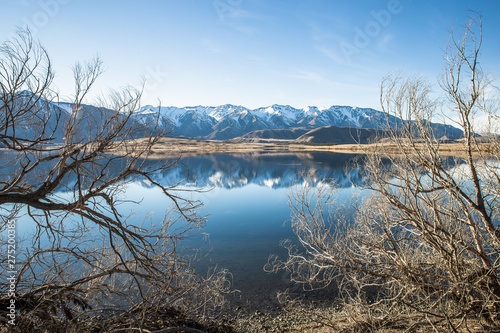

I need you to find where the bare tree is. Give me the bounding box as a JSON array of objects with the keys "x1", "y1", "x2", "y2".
[
  {"x1": 268, "y1": 14, "x2": 500, "y2": 331},
  {"x1": 0, "y1": 29, "x2": 230, "y2": 332}
]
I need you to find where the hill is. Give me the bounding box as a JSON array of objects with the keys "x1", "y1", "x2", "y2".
[
  {"x1": 228, "y1": 128, "x2": 310, "y2": 143},
  {"x1": 295, "y1": 126, "x2": 387, "y2": 144}
]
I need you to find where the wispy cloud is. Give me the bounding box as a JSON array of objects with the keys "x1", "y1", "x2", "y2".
[
  {"x1": 289, "y1": 69, "x2": 379, "y2": 94},
  {"x1": 376, "y1": 33, "x2": 395, "y2": 53},
  {"x1": 219, "y1": 4, "x2": 276, "y2": 36},
  {"x1": 8, "y1": 0, "x2": 29, "y2": 5},
  {"x1": 314, "y1": 44, "x2": 345, "y2": 64},
  {"x1": 289, "y1": 70, "x2": 329, "y2": 83},
  {"x1": 229, "y1": 8, "x2": 267, "y2": 20},
  {"x1": 314, "y1": 44, "x2": 385, "y2": 75},
  {"x1": 289, "y1": 70, "x2": 349, "y2": 88},
  {"x1": 232, "y1": 24, "x2": 259, "y2": 35},
  {"x1": 201, "y1": 38, "x2": 224, "y2": 54},
  {"x1": 304, "y1": 20, "x2": 376, "y2": 69}
]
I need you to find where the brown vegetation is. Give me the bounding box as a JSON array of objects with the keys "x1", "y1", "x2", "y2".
[
  {"x1": 111, "y1": 136, "x2": 496, "y2": 159},
  {"x1": 267, "y1": 14, "x2": 500, "y2": 332}
]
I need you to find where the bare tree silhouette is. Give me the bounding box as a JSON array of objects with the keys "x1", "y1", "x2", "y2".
[{"x1": 0, "y1": 29, "x2": 230, "y2": 332}]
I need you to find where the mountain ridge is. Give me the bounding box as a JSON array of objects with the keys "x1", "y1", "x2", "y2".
[
  {"x1": 2, "y1": 91, "x2": 464, "y2": 143},
  {"x1": 134, "y1": 103, "x2": 463, "y2": 141}
]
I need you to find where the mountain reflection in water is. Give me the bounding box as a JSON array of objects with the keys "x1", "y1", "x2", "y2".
[
  {"x1": 11, "y1": 152, "x2": 365, "y2": 313},
  {"x1": 154, "y1": 152, "x2": 364, "y2": 311},
  {"x1": 152, "y1": 152, "x2": 364, "y2": 189}
]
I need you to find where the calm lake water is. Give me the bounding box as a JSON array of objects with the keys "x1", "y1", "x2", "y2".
[
  {"x1": 123, "y1": 152, "x2": 364, "y2": 310},
  {"x1": 9, "y1": 150, "x2": 487, "y2": 314},
  {"x1": 11, "y1": 152, "x2": 364, "y2": 312}
]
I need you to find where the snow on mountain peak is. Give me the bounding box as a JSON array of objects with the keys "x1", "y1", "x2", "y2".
[
  {"x1": 264, "y1": 106, "x2": 278, "y2": 115},
  {"x1": 138, "y1": 105, "x2": 158, "y2": 115},
  {"x1": 129, "y1": 102, "x2": 456, "y2": 140},
  {"x1": 207, "y1": 104, "x2": 245, "y2": 121}
]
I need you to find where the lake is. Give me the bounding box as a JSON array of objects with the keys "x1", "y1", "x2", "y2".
[
  {"x1": 9, "y1": 151, "x2": 364, "y2": 313},
  {"x1": 122, "y1": 152, "x2": 364, "y2": 311}
]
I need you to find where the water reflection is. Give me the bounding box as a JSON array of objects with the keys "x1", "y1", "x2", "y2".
[
  {"x1": 153, "y1": 153, "x2": 364, "y2": 310},
  {"x1": 153, "y1": 152, "x2": 364, "y2": 189},
  {"x1": 8, "y1": 152, "x2": 364, "y2": 313}
]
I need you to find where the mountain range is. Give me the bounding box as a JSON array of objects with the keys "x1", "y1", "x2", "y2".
[
  {"x1": 2, "y1": 91, "x2": 463, "y2": 144},
  {"x1": 134, "y1": 104, "x2": 463, "y2": 142}
]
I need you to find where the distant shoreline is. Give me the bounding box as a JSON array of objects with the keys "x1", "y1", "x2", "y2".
[{"x1": 115, "y1": 137, "x2": 488, "y2": 158}]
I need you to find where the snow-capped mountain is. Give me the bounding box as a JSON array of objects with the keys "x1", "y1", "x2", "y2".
[
  {"x1": 2, "y1": 90, "x2": 462, "y2": 143},
  {"x1": 134, "y1": 104, "x2": 463, "y2": 140}
]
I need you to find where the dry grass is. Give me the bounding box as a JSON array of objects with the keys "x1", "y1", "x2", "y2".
[
  {"x1": 229, "y1": 303, "x2": 498, "y2": 333},
  {"x1": 112, "y1": 137, "x2": 494, "y2": 159}
]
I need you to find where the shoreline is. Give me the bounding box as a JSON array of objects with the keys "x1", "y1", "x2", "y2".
[{"x1": 116, "y1": 137, "x2": 490, "y2": 158}]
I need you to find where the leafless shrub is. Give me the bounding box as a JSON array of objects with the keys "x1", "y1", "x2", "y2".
[
  {"x1": 0, "y1": 29, "x2": 231, "y2": 332},
  {"x1": 269, "y1": 14, "x2": 500, "y2": 332}
]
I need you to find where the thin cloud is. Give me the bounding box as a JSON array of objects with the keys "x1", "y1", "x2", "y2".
[
  {"x1": 201, "y1": 38, "x2": 224, "y2": 54},
  {"x1": 289, "y1": 70, "x2": 360, "y2": 89},
  {"x1": 314, "y1": 44, "x2": 384, "y2": 75},
  {"x1": 314, "y1": 44, "x2": 345, "y2": 64},
  {"x1": 289, "y1": 69, "x2": 380, "y2": 97},
  {"x1": 8, "y1": 0, "x2": 29, "y2": 5},
  {"x1": 376, "y1": 33, "x2": 395, "y2": 52},
  {"x1": 289, "y1": 70, "x2": 328, "y2": 83}
]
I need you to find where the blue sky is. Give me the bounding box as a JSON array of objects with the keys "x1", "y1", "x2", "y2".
[{"x1": 2, "y1": 0, "x2": 500, "y2": 110}]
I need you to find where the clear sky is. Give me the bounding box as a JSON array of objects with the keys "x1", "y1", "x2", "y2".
[{"x1": 2, "y1": 0, "x2": 500, "y2": 110}]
